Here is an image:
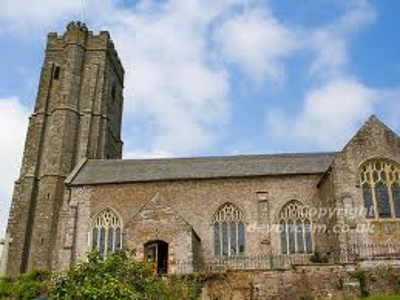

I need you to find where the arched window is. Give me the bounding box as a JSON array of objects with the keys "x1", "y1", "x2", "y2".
[
  {"x1": 360, "y1": 160, "x2": 400, "y2": 219},
  {"x1": 92, "y1": 209, "x2": 123, "y2": 259},
  {"x1": 213, "y1": 203, "x2": 245, "y2": 257},
  {"x1": 279, "y1": 200, "x2": 313, "y2": 254}
]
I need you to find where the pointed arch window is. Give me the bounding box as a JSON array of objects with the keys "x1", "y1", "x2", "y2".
[
  {"x1": 279, "y1": 200, "x2": 313, "y2": 254},
  {"x1": 360, "y1": 160, "x2": 400, "y2": 219},
  {"x1": 92, "y1": 209, "x2": 123, "y2": 259},
  {"x1": 213, "y1": 203, "x2": 245, "y2": 257}
]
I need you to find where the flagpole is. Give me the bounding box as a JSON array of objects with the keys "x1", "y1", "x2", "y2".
[{"x1": 81, "y1": 0, "x2": 86, "y2": 23}]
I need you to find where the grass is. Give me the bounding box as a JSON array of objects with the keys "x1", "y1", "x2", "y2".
[
  {"x1": 331, "y1": 295, "x2": 400, "y2": 300},
  {"x1": 343, "y1": 295, "x2": 400, "y2": 300},
  {"x1": 362, "y1": 296, "x2": 400, "y2": 300}
]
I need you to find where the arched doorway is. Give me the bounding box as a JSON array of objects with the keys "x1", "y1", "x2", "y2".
[{"x1": 144, "y1": 240, "x2": 168, "y2": 274}]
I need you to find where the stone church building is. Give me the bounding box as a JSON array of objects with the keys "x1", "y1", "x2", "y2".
[{"x1": 3, "y1": 22, "x2": 400, "y2": 278}]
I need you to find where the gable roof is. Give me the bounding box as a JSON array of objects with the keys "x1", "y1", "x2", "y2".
[
  {"x1": 67, "y1": 152, "x2": 337, "y2": 186},
  {"x1": 128, "y1": 193, "x2": 194, "y2": 229},
  {"x1": 341, "y1": 114, "x2": 400, "y2": 153}
]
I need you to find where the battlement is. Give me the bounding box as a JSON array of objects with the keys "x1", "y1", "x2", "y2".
[{"x1": 47, "y1": 22, "x2": 124, "y2": 80}]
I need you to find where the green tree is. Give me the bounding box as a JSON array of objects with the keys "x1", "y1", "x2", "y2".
[
  {"x1": 51, "y1": 249, "x2": 168, "y2": 299},
  {"x1": 0, "y1": 250, "x2": 202, "y2": 299}
]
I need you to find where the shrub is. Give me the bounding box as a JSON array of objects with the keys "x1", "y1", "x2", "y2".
[
  {"x1": 167, "y1": 274, "x2": 203, "y2": 300},
  {"x1": 51, "y1": 250, "x2": 168, "y2": 299},
  {"x1": 309, "y1": 249, "x2": 329, "y2": 264},
  {"x1": 0, "y1": 250, "x2": 203, "y2": 299},
  {"x1": 349, "y1": 270, "x2": 369, "y2": 298},
  {"x1": 0, "y1": 269, "x2": 51, "y2": 299}
]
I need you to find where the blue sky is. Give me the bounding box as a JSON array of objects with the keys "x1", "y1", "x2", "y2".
[{"x1": 0, "y1": 0, "x2": 400, "y2": 235}]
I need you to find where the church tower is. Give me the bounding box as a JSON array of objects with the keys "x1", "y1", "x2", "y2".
[{"x1": 5, "y1": 22, "x2": 124, "y2": 276}]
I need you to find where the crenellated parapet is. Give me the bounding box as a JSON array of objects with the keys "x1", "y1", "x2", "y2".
[{"x1": 47, "y1": 21, "x2": 124, "y2": 82}]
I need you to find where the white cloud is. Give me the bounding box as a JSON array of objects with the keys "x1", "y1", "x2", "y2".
[
  {"x1": 267, "y1": 0, "x2": 384, "y2": 150},
  {"x1": 376, "y1": 88, "x2": 400, "y2": 132},
  {"x1": 215, "y1": 7, "x2": 298, "y2": 83},
  {"x1": 309, "y1": 29, "x2": 349, "y2": 79},
  {"x1": 268, "y1": 77, "x2": 400, "y2": 150},
  {"x1": 0, "y1": 0, "x2": 82, "y2": 31},
  {"x1": 0, "y1": 0, "x2": 387, "y2": 157},
  {"x1": 93, "y1": 0, "x2": 233, "y2": 155},
  {"x1": 339, "y1": 0, "x2": 377, "y2": 30},
  {"x1": 308, "y1": 0, "x2": 376, "y2": 78},
  {"x1": 272, "y1": 78, "x2": 378, "y2": 148},
  {"x1": 124, "y1": 149, "x2": 173, "y2": 160},
  {"x1": 0, "y1": 0, "x2": 397, "y2": 237},
  {"x1": 0, "y1": 98, "x2": 29, "y2": 236}
]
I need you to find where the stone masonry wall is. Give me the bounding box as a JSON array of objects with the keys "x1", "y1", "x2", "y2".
[
  {"x1": 61, "y1": 173, "x2": 336, "y2": 270},
  {"x1": 5, "y1": 22, "x2": 125, "y2": 277},
  {"x1": 201, "y1": 263, "x2": 400, "y2": 300},
  {"x1": 331, "y1": 117, "x2": 400, "y2": 251}
]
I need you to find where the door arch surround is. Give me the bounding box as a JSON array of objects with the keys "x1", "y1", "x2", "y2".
[{"x1": 144, "y1": 240, "x2": 169, "y2": 274}]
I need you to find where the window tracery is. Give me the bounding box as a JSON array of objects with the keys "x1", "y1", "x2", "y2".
[
  {"x1": 92, "y1": 208, "x2": 122, "y2": 258},
  {"x1": 213, "y1": 203, "x2": 245, "y2": 257},
  {"x1": 279, "y1": 200, "x2": 313, "y2": 254},
  {"x1": 360, "y1": 160, "x2": 400, "y2": 219}
]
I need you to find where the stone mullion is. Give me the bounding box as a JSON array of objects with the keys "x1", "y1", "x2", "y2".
[
  {"x1": 104, "y1": 227, "x2": 109, "y2": 257},
  {"x1": 310, "y1": 221, "x2": 314, "y2": 253},
  {"x1": 285, "y1": 221, "x2": 289, "y2": 254},
  {"x1": 112, "y1": 226, "x2": 116, "y2": 253},
  {"x1": 305, "y1": 220, "x2": 309, "y2": 253},
  {"x1": 227, "y1": 222, "x2": 231, "y2": 257},
  {"x1": 236, "y1": 222, "x2": 239, "y2": 256},
  {"x1": 219, "y1": 222, "x2": 222, "y2": 257},
  {"x1": 96, "y1": 226, "x2": 101, "y2": 252},
  {"x1": 302, "y1": 221, "x2": 307, "y2": 253},
  {"x1": 294, "y1": 220, "x2": 298, "y2": 253},
  {"x1": 370, "y1": 165, "x2": 379, "y2": 220}
]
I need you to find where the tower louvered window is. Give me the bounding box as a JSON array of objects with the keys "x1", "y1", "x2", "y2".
[
  {"x1": 279, "y1": 200, "x2": 313, "y2": 254},
  {"x1": 92, "y1": 209, "x2": 122, "y2": 259},
  {"x1": 360, "y1": 160, "x2": 400, "y2": 219},
  {"x1": 213, "y1": 203, "x2": 245, "y2": 257}
]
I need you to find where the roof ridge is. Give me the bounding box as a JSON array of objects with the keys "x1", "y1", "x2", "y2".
[
  {"x1": 92, "y1": 151, "x2": 338, "y2": 164},
  {"x1": 71, "y1": 151, "x2": 337, "y2": 186}
]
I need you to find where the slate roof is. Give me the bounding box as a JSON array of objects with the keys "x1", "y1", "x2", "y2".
[{"x1": 67, "y1": 152, "x2": 337, "y2": 186}]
